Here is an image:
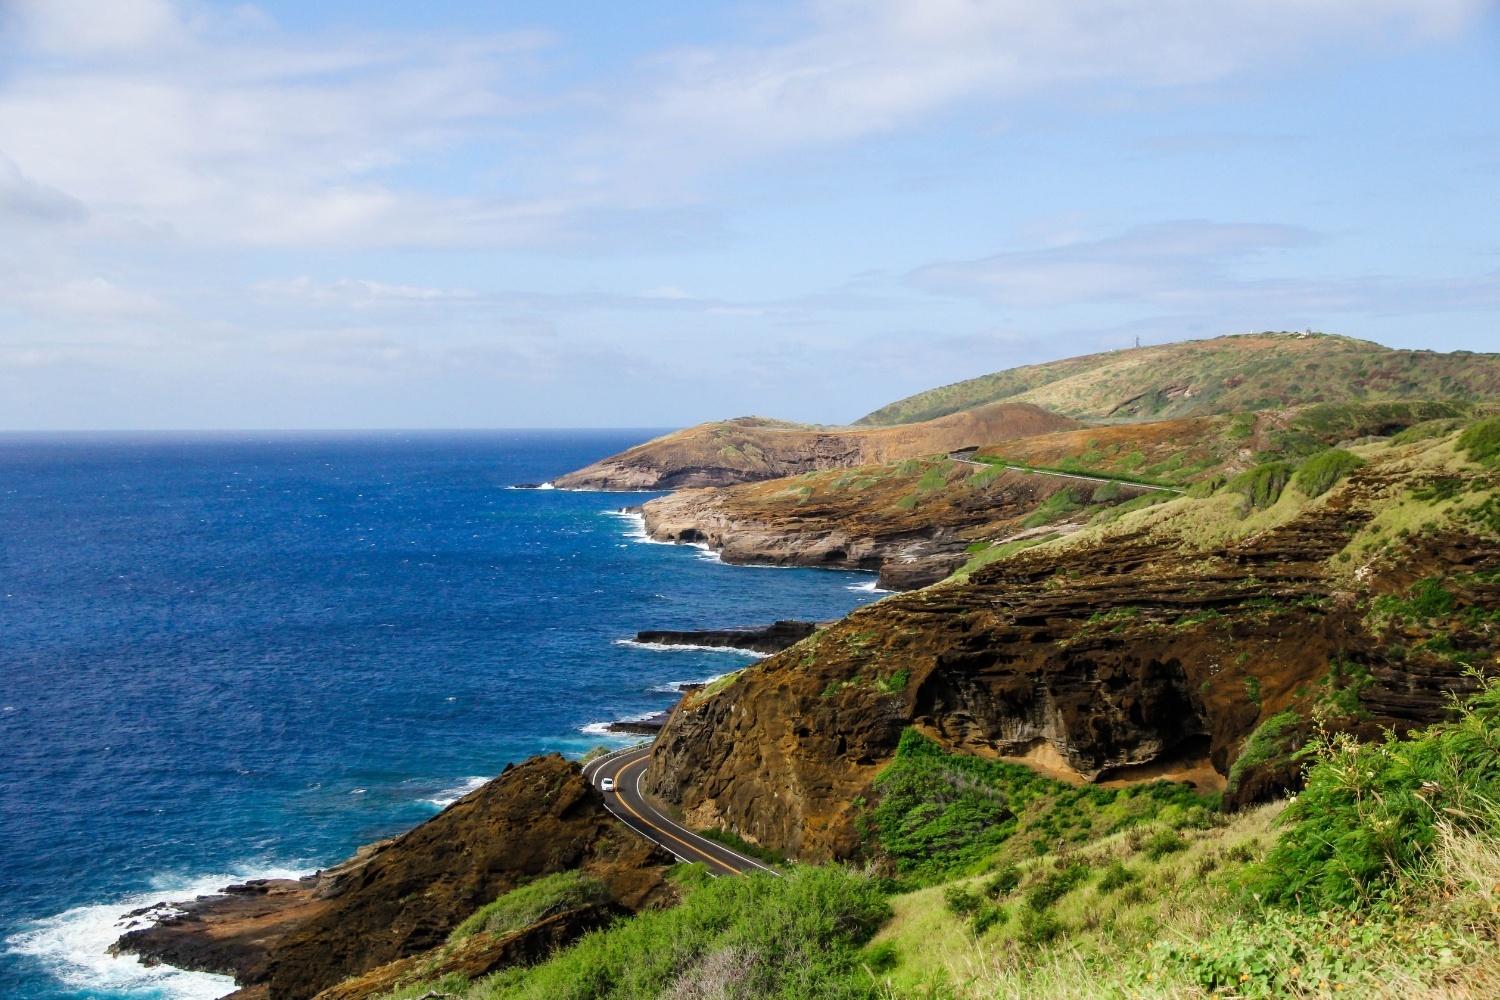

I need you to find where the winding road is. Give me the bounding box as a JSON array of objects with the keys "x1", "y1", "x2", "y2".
[{"x1": 582, "y1": 744, "x2": 779, "y2": 877}]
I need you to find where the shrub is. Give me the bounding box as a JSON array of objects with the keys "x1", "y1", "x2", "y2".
[
  {"x1": 943, "y1": 884, "x2": 981, "y2": 915},
  {"x1": 467, "y1": 865, "x2": 889, "y2": 1000},
  {"x1": 1096, "y1": 861, "x2": 1135, "y2": 893},
  {"x1": 697, "y1": 827, "x2": 786, "y2": 866},
  {"x1": 1091, "y1": 480, "x2": 1122, "y2": 502},
  {"x1": 985, "y1": 863, "x2": 1021, "y2": 897},
  {"x1": 1293, "y1": 448, "x2": 1365, "y2": 498},
  {"x1": 1458, "y1": 416, "x2": 1500, "y2": 465},
  {"x1": 1390, "y1": 417, "x2": 1466, "y2": 445},
  {"x1": 1186, "y1": 475, "x2": 1226, "y2": 498},
  {"x1": 1141, "y1": 829, "x2": 1187, "y2": 861},
  {"x1": 451, "y1": 871, "x2": 614, "y2": 941},
  {"x1": 1252, "y1": 672, "x2": 1500, "y2": 910},
  {"x1": 1226, "y1": 711, "x2": 1301, "y2": 793},
  {"x1": 871, "y1": 733, "x2": 1016, "y2": 881},
  {"x1": 1025, "y1": 863, "x2": 1091, "y2": 911},
  {"x1": 1228, "y1": 462, "x2": 1296, "y2": 511}
]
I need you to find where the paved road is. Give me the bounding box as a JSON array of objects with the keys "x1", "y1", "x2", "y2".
[
  {"x1": 948, "y1": 453, "x2": 1186, "y2": 494},
  {"x1": 582, "y1": 744, "x2": 779, "y2": 877}
]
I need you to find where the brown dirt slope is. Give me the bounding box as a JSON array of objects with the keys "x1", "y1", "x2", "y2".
[
  {"x1": 857, "y1": 332, "x2": 1500, "y2": 426},
  {"x1": 643, "y1": 427, "x2": 1500, "y2": 862},
  {"x1": 553, "y1": 402, "x2": 1075, "y2": 490}
]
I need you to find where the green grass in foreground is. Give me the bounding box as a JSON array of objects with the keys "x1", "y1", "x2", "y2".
[{"x1": 387, "y1": 679, "x2": 1500, "y2": 999}]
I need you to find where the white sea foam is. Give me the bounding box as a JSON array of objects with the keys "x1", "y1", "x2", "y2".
[
  {"x1": 422, "y1": 775, "x2": 490, "y2": 810},
  {"x1": 580, "y1": 710, "x2": 663, "y2": 736},
  {"x1": 648, "y1": 673, "x2": 728, "y2": 694},
  {"x1": 613, "y1": 639, "x2": 766, "y2": 658},
  {"x1": 536, "y1": 482, "x2": 555, "y2": 490},
  {"x1": 847, "y1": 578, "x2": 889, "y2": 593},
  {"x1": 6, "y1": 866, "x2": 312, "y2": 1000},
  {"x1": 604, "y1": 509, "x2": 668, "y2": 545}
]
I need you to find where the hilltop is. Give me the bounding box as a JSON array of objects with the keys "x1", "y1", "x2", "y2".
[
  {"x1": 552, "y1": 401, "x2": 1073, "y2": 490},
  {"x1": 856, "y1": 331, "x2": 1500, "y2": 426}
]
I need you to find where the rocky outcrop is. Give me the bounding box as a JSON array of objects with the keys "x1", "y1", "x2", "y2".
[
  {"x1": 639, "y1": 460, "x2": 1160, "y2": 588},
  {"x1": 643, "y1": 437, "x2": 1500, "y2": 861},
  {"x1": 553, "y1": 403, "x2": 1077, "y2": 490},
  {"x1": 112, "y1": 877, "x2": 332, "y2": 987},
  {"x1": 116, "y1": 754, "x2": 675, "y2": 1000},
  {"x1": 635, "y1": 620, "x2": 820, "y2": 654}
]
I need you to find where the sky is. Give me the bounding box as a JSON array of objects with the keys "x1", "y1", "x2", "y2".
[{"x1": 0, "y1": 0, "x2": 1497, "y2": 429}]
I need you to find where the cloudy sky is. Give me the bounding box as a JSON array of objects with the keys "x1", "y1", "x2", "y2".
[{"x1": 1, "y1": 0, "x2": 1497, "y2": 429}]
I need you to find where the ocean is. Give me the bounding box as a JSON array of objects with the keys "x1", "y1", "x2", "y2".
[{"x1": 0, "y1": 432, "x2": 880, "y2": 1000}]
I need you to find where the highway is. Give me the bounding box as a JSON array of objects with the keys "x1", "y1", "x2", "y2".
[{"x1": 582, "y1": 744, "x2": 779, "y2": 877}]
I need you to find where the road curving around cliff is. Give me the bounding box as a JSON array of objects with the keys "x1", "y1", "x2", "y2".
[{"x1": 583, "y1": 745, "x2": 779, "y2": 877}]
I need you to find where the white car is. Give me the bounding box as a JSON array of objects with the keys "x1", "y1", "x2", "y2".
[{"x1": 600, "y1": 777, "x2": 615, "y2": 793}]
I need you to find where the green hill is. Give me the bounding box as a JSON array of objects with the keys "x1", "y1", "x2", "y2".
[{"x1": 856, "y1": 331, "x2": 1500, "y2": 426}]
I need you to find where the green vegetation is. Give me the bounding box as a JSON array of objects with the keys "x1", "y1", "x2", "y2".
[
  {"x1": 1020, "y1": 488, "x2": 1084, "y2": 529},
  {"x1": 1292, "y1": 448, "x2": 1364, "y2": 497},
  {"x1": 437, "y1": 865, "x2": 889, "y2": 1000},
  {"x1": 1459, "y1": 415, "x2": 1500, "y2": 465},
  {"x1": 1226, "y1": 710, "x2": 1300, "y2": 793},
  {"x1": 1253, "y1": 671, "x2": 1500, "y2": 911},
  {"x1": 854, "y1": 332, "x2": 1495, "y2": 426},
  {"x1": 697, "y1": 827, "x2": 786, "y2": 866},
  {"x1": 451, "y1": 871, "x2": 614, "y2": 941},
  {"x1": 1390, "y1": 417, "x2": 1466, "y2": 445},
  {"x1": 867, "y1": 730, "x2": 1214, "y2": 886},
  {"x1": 1228, "y1": 461, "x2": 1295, "y2": 511}
]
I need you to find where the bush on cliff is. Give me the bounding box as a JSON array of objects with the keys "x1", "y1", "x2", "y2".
[
  {"x1": 451, "y1": 871, "x2": 614, "y2": 941},
  {"x1": 452, "y1": 864, "x2": 889, "y2": 1000},
  {"x1": 1252, "y1": 671, "x2": 1500, "y2": 911},
  {"x1": 1292, "y1": 448, "x2": 1364, "y2": 498},
  {"x1": 1460, "y1": 415, "x2": 1500, "y2": 465},
  {"x1": 1228, "y1": 461, "x2": 1296, "y2": 512}
]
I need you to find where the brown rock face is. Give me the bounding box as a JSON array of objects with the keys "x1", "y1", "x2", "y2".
[
  {"x1": 264, "y1": 754, "x2": 673, "y2": 1000},
  {"x1": 639, "y1": 460, "x2": 1161, "y2": 588},
  {"x1": 644, "y1": 445, "x2": 1500, "y2": 861},
  {"x1": 111, "y1": 878, "x2": 332, "y2": 986},
  {"x1": 552, "y1": 403, "x2": 1077, "y2": 490},
  {"x1": 115, "y1": 754, "x2": 674, "y2": 1000}
]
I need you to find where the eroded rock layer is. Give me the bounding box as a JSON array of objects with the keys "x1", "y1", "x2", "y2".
[
  {"x1": 640, "y1": 460, "x2": 1161, "y2": 589},
  {"x1": 644, "y1": 434, "x2": 1500, "y2": 861}
]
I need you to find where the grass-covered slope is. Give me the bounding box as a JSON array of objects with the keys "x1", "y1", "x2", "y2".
[
  {"x1": 383, "y1": 680, "x2": 1500, "y2": 999},
  {"x1": 856, "y1": 332, "x2": 1500, "y2": 426}
]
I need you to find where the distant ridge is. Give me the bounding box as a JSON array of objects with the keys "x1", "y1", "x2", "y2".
[{"x1": 856, "y1": 332, "x2": 1500, "y2": 426}]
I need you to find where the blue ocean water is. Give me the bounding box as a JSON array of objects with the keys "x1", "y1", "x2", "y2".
[{"x1": 0, "y1": 432, "x2": 879, "y2": 1000}]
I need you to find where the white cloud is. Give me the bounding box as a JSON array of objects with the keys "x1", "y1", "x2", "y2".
[
  {"x1": 0, "y1": 154, "x2": 86, "y2": 224},
  {"x1": 618, "y1": 0, "x2": 1484, "y2": 174},
  {"x1": 9, "y1": 0, "x2": 187, "y2": 56},
  {"x1": 910, "y1": 220, "x2": 1500, "y2": 315},
  {"x1": 911, "y1": 221, "x2": 1317, "y2": 307},
  {"x1": 0, "y1": 1, "x2": 556, "y2": 248},
  {"x1": 0, "y1": 275, "x2": 165, "y2": 324}
]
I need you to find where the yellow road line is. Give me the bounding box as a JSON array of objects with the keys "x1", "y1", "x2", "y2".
[{"x1": 604, "y1": 753, "x2": 740, "y2": 876}]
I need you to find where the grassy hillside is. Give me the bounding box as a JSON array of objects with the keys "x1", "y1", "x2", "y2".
[{"x1": 856, "y1": 332, "x2": 1500, "y2": 426}]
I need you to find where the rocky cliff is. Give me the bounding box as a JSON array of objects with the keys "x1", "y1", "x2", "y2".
[
  {"x1": 643, "y1": 428, "x2": 1500, "y2": 861},
  {"x1": 640, "y1": 457, "x2": 1164, "y2": 589},
  {"x1": 552, "y1": 402, "x2": 1075, "y2": 490},
  {"x1": 116, "y1": 754, "x2": 674, "y2": 1000}
]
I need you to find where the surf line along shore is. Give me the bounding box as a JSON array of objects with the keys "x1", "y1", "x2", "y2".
[{"x1": 596, "y1": 620, "x2": 823, "y2": 735}]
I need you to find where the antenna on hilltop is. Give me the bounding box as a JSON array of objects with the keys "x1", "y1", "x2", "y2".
[{"x1": 1134, "y1": 336, "x2": 1140, "y2": 349}]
